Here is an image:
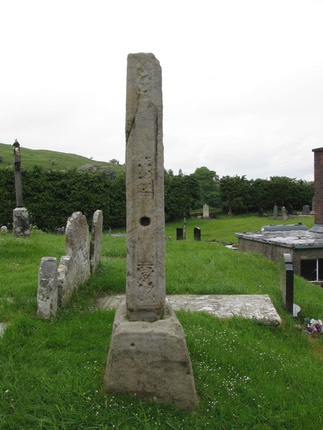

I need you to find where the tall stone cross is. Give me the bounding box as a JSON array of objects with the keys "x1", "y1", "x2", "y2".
[
  {"x1": 125, "y1": 53, "x2": 165, "y2": 322},
  {"x1": 104, "y1": 53, "x2": 197, "y2": 410},
  {"x1": 12, "y1": 140, "x2": 30, "y2": 236},
  {"x1": 13, "y1": 139, "x2": 23, "y2": 207}
]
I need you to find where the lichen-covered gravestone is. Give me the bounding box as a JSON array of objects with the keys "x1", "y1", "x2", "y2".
[
  {"x1": 37, "y1": 257, "x2": 58, "y2": 318},
  {"x1": 104, "y1": 53, "x2": 197, "y2": 410},
  {"x1": 57, "y1": 212, "x2": 91, "y2": 304},
  {"x1": 90, "y1": 209, "x2": 103, "y2": 273}
]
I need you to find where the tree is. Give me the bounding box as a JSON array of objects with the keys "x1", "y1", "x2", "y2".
[
  {"x1": 219, "y1": 175, "x2": 250, "y2": 214},
  {"x1": 190, "y1": 167, "x2": 221, "y2": 209},
  {"x1": 164, "y1": 172, "x2": 200, "y2": 220}
]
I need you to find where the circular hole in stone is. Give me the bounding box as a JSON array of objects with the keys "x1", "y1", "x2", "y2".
[{"x1": 140, "y1": 216, "x2": 150, "y2": 227}]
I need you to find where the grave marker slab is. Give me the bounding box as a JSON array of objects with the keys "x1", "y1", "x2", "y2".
[
  {"x1": 37, "y1": 257, "x2": 58, "y2": 318},
  {"x1": 194, "y1": 227, "x2": 201, "y2": 241},
  {"x1": 280, "y1": 253, "x2": 294, "y2": 314},
  {"x1": 90, "y1": 209, "x2": 103, "y2": 273}
]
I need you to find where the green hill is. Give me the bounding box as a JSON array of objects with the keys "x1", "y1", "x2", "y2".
[{"x1": 0, "y1": 143, "x2": 124, "y2": 174}]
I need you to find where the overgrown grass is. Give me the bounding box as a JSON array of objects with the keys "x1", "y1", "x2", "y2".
[{"x1": 0, "y1": 216, "x2": 322, "y2": 429}]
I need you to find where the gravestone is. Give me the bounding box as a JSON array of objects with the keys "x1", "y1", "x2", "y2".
[
  {"x1": 302, "y1": 205, "x2": 310, "y2": 215},
  {"x1": 104, "y1": 53, "x2": 197, "y2": 410},
  {"x1": 176, "y1": 227, "x2": 184, "y2": 240},
  {"x1": 12, "y1": 140, "x2": 30, "y2": 237},
  {"x1": 194, "y1": 227, "x2": 201, "y2": 241},
  {"x1": 280, "y1": 253, "x2": 294, "y2": 314},
  {"x1": 281, "y1": 206, "x2": 287, "y2": 220},
  {"x1": 57, "y1": 212, "x2": 91, "y2": 304},
  {"x1": 273, "y1": 205, "x2": 278, "y2": 219},
  {"x1": 90, "y1": 209, "x2": 103, "y2": 273},
  {"x1": 57, "y1": 255, "x2": 72, "y2": 304},
  {"x1": 203, "y1": 203, "x2": 210, "y2": 219},
  {"x1": 37, "y1": 257, "x2": 58, "y2": 318}
]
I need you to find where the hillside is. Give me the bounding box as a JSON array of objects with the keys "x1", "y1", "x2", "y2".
[{"x1": 0, "y1": 143, "x2": 124, "y2": 174}]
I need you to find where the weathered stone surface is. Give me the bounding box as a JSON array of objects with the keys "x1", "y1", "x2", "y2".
[
  {"x1": 37, "y1": 257, "x2": 58, "y2": 318},
  {"x1": 57, "y1": 255, "x2": 72, "y2": 304},
  {"x1": 13, "y1": 140, "x2": 24, "y2": 207},
  {"x1": 105, "y1": 53, "x2": 197, "y2": 411},
  {"x1": 65, "y1": 211, "x2": 90, "y2": 286},
  {"x1": 97, "y1": 294, "x2": 281, "y2": 326},
  {"x1": 104, "y1": 303, "x2": 197, "y2": 410},
  {"x1": 203, "y1": 204, "x2": 209, "y2": 219},
  {"x1": 13, "y1": 207, "x2": 30, "y2": 237},
  {"x1": 125, "y1": 53, "x2": 165, "y2": 322},
  {"x1": 90, "y1": 210, "x2": 103, "y2": 273},
  {"x1": 56, "y1": 212, "x2": 91, "y2": 304}
]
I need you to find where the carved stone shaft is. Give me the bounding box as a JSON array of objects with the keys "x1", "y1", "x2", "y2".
[{"x1": 125, "y1": 53, "x2": 165, "y2": 322}]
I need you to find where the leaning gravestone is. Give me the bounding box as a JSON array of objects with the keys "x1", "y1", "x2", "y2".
[
  {"x1": 104, "y1": 53, "x2": 197, "y2": 410},
  {"x1": 57, "y1": 212, "x2": 91, "y2": 304}
]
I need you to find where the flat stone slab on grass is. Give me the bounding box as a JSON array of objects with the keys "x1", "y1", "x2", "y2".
[{"x1": 96, "y1": 294, "x2": 281, "y2": 326}]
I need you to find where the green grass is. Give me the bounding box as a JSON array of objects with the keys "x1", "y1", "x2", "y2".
[
  {"x1": 0, "y1": 216, "x2": 322, "y2": 429},
  {"x1": 0, "y1": 142, "x2": 123, "y2": 173}
]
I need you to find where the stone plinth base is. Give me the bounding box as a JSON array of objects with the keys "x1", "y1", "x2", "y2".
[
  {"x1": 104, "y1": 303, "x2": 197, "y2": 410},
  {"x1": 13, "y1": 207, "x2": 30, "y2": 237}
]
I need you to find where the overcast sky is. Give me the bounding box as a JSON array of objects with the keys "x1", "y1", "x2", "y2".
[{"x1": 1, "y1": 0, "x2": 322, "y2": 180}]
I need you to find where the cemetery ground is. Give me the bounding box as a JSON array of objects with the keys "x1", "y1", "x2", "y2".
[{"x1": 0, "y1": 215, "x2": 322, "y2": 430}]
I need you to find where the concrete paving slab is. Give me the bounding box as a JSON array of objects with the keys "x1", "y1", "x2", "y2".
[{"x1": 96, "y1": 294, "x2": 281, "y2": 326}]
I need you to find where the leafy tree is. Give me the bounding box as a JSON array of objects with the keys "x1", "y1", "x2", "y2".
[
  {"x1": 190, "y1": 167, "x2": 221, "y2": 209},
  {"x1": 220, "y1": 175, "x2": 250, "y2": 214},
  {"x1": 164, "y1": 172, "x2": 199, "y2": 220}
]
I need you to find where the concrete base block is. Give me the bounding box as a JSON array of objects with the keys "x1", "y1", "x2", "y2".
[{"x1": 104, "y1": 303, "x2": 197, "y2": 410}]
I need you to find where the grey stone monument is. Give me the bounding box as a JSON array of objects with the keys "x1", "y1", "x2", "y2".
[
  {"x1": 90, "y1": 209, "x2": 103, "y2": 273},
  {"x1": 302, "y1": 205, "x2": 310, "y2": 215},
  {"x1": 203, "y1": 203, "x2": 210, "y2": 219},
  {"x1": 273, "y1": 205, "x2": 278, "y2": 219},
  {"x1": 37, "y1": 257, "x2": 58, "y2": 318},
  {"x1": 12, "y1": 140, "x2": 30, "y2": 237},
  {"x1": 281, "y1": 206, "x2": 287, "y2": 220},
  {"x1": 104, "y1": 53, "x2": 197, "y2": 410}
]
